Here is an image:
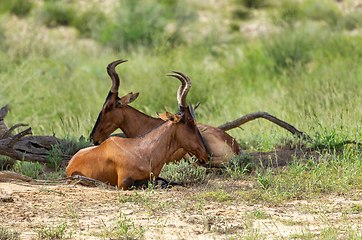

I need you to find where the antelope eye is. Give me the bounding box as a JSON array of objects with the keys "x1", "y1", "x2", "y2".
[{"x1": 104, "y1": 104, "x2": 113, "y2": 113}]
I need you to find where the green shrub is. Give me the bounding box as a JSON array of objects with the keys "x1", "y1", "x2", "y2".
[
  {"x1": 237, "y1": 0, "x2": 268, "y2": 8},
  {"x1": 99, "y1": 0, "x2": 196, "y2": 51},
  {"x1": 263, "y1": 27, "x2": 316, "y2": 72},
  {"x1": 301, "y1": 0, "x2": 341, "y2": 26},
  {"x1": 71, "y1": 8, "x2": 107, "y2": 38},
  {"x1": 232, "y1": 6, "x2": 251, "y2": 20},
  {"x1": 277, "y1": 0, "x2": 303, "y2": 26},
  {"x1": 338, "y1": 11, "x2": 362, "y2": 30},
  {"x1": 0, "y1": 0, "x2": 32, "y2": 17},
  {"x1": 39, "y1": 1, "x2": 76, "y2": 27},
  {"x1": 159, "y1": 158, "x2": 211, "y2": 184}
]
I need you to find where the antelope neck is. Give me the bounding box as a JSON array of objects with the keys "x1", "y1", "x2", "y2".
[{"x1": 118, "y1": 105, "x2": 163, "y2": 137}]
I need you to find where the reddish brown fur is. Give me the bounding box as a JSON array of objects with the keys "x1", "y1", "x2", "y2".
[
  {"x1": 89, "y1": 60, "x2": 241, "y2": 167},
  {"x1": 67, "y1": 108, "x2": 209, "y2": 189}
]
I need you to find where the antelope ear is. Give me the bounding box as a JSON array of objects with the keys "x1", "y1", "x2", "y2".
[
  {"x1": 128, "y1": 92, "x2": 139, "y2": 103},
  {"x1": 167, "y1": 112, "x2": 182, "y2": 123},
  {"x1": 157, "y1": 112, "x2": 168, "y2": 121},
  {"x1": 116, "y1": 92, "x2": 139, "y2": 108},
  {"x1": 157, "y1": 112, "x2": 182, "y2": 123}
]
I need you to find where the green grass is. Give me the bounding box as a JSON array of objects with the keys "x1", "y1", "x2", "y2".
[
  {"x1": 13, "y1": 160, "x2": 45, "y2": 179},
  {"x1": 1, "y1": 1, "x2": 362, "y2": 237},
  {"x1": 37, "y1": 222, "x2": 71, "y2": 239},
  {"x1": 0, "y1": 226, "x2": 21, "y2": 240},
  {"x1": 0, "y1": 0, "x2": 361, "y2": 183}
]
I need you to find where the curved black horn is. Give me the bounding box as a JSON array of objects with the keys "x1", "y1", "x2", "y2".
[
  {"x1": 165, "y1": 71, "x2": 191, "y2": 108},
  {"x1": 107, "y1": 59, "x2": 128, "y2": 93}
]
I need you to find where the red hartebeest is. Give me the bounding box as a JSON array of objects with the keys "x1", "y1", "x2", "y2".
[
  {"x1": 89, "y1": 60, "x2": 241, "y2": 167},
  {"x1": 66, "y1": 72, "x2": 209, "y2": 189}
]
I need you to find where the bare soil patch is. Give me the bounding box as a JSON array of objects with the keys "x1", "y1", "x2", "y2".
[{"x1": 1, "y1": 177, "x2": 362, "y2": 239}]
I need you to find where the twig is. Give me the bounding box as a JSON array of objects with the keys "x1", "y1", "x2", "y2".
[
  {"x1": 1, "y1": 123, "x2": 29, "y2": 139},
  {"x1": 9, "y1": 127, "x2": 32, "y2": 148}
]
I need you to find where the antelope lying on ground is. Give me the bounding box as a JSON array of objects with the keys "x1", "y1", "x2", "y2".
[
  {"x1": 66, "y1": 72, "x2": 209, "y2": 189},
  {"x1": 89, "y1": 60, "x2": 241, "y2": 167}
]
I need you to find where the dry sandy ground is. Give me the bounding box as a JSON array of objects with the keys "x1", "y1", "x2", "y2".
[{"x1": 1, "y1": 178, "x2": 362, "y2": 239}]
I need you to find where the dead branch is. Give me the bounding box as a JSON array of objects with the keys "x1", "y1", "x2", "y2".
[
  {"x1": 0, "y1": 171, "x2": 115, "y2": 189},
  {"x1": 0, "y1": 170, "x2": 32, "y2": 182},
  {"x1": 217, "y1": 111, "x2": 309, "y2": 140},
  {"x1": 1, "y1": 123, "x2": 29, "y2": 139},
  {"x1": 0, "y1": 104, "x2": 70, "y2": 164},
  {"x1": 9, "y1": 127, "x2": 32, "y2": 147},
  {"x1": 0, "y1": 104, "x2": 9, "y2": 121}
]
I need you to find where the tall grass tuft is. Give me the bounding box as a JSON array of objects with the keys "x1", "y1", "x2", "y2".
[
  {"x1": 223, "y1": 154, "x2": 253, "y2": 179},
  {"x1": 13, "y1": 161, "x2": 45, "y2": 179},
  {"x1": 37, "y1": 222, "x2": 70, "y2": 240},
  {"x1": 0, "y1": 226, "x2": 21, "y2": 240}
]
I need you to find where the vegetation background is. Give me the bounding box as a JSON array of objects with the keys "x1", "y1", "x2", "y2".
[
  {"x1": 0, "y1": 0, "x2": 361, "y2": 152},
  {"x1": 1, "y1": 0, "x2": 362, "y2": 239}
]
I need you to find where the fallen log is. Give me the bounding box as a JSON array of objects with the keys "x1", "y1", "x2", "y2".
[{"x1": 0, "y1": 105, "x2": 72, "y2": 165}]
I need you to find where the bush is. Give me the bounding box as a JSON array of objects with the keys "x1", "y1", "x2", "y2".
[
  {"x1": 263, "y1": 28, "x2": 316, "y2": 72},
  {"x1": 0, "y1": 0, "x2": 33, "y2": 17},
  {"x1": 338, "y1": 11, "x2": 362, "y2": 30},
  {"x1": 237, "y1": 0, "x2": 268, "y2": 9},
  {"x1": 99, "y1": 0, "x2": 196, "y2": 51},
  {"x1": 99, "y1": 0, "x2": 167, "y2": 51},
  {"x1": 71, "y1": 8, "x2": 107, "y2": 38},
  {"x1": 276, "y1": 0, "x2": 303, "y2": 26},
  {"x1": 39, "y1": 1, "x2": 76, "y2": 27},
  {"x1": 159, "y1": 158, "x2": 211, "y2": 184},
  {"x1": 232, "y1": 6, "x2": 251, "y2": 21},
  {"x1": 301, "y1": 0, "x2": 341, "y2": 27}
]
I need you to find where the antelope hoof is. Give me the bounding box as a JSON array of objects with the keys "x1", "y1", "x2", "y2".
[{"x1": 154, "y1": 177, "x2": 185, "y2": 189}]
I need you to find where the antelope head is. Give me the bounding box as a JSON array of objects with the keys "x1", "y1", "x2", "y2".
[
  {"x1": 161, "y1": 71, "x2": 210, "y2": 163},
  {"x1": 90, "y1": 60, "x2": 139, "y2": 145}
]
